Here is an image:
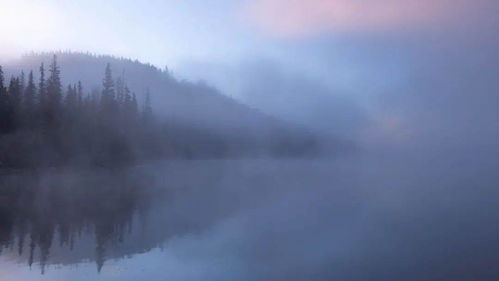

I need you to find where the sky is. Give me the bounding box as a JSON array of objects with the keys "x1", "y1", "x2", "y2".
[
  {"x1": 0, "y1": 0, "x2": 254, "y2": 65},
  {"x1": 1, "y1": 0, "x2": 498, "y2": 147},
  {"x1": 2, "y1": 0, "x2": 494, "y2": 67}
]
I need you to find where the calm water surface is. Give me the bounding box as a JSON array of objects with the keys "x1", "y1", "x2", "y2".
[{"x1": 1, "y1": 153, "x2": 499, "y2": 281}]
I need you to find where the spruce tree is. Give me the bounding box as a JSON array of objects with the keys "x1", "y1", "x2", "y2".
[
  {"x1": 23, "y1": 71, "x2": 37, "y2": 127},
  {"x1": 47, "y1": 55, "x2": 62, "y2": 106},
  {"x1": 8, "y1": 77, "x2": 21, "y2": 131},
  {"x1": 131, "y1": 93, "x2": 138, "y2": 119},
  {"x1": 9, "y1": 77, "x2": 22, "y2": 108},
  {"x1": 20, "y1": 71, "x2": 26, "y2": 96},
  {"x1": 116, "y1": 77, "x2": 124, "y2": 108},
  {"x1": 0, "y1": 66, "x2": 4, "y2": 94},
  {"x1": 142, "y1": 88, "x2": 153, "y2": 125},
  {"x1": 101, "y1": 63, "x2": 116, "y2": 113},
  {"x1": 0, "y1": 66, "x2": 7, "y2": 133},
  {"x1": 38, "y1": 63, "x2": 46, "y2": 107},
  {"x1": 25, "y1": 71, "x2": 36, "y2": 108},
  {"x1": 46, "y1": 55, "x2": 62, "y2": 126},
  {"x1": 123, "y1": 86, "x2": 133, "y2": 123},
  {"x1": 65, "y1": 84, "x2": 77, "y2": 111},
  {"x1": 77, "y1": 81, "x2": 83, "y2": 107}
]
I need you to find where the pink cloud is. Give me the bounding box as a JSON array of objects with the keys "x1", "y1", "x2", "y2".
[{"x1": 244, "y1": 0, "x2": 478, "y2": 37}]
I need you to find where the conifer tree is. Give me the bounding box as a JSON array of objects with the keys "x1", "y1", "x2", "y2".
[
  {"x1": 101, "y1": 63, "x2": 116, "y2": 113},
  {"x1": 0, "y1": 66, "x2": 7, "y2": 133},
  {"x1": 8, "y1": 77, "x2": 21, "y2": 131},
  {"x1": 65, "y1": 84, "x2": 77, "y2": 111},
  {"x1": 38, "y1": 63, "x2": 46, "y2": 107},
  {"x1": 142, "y1": 88, "x2": 153, "y2": 125},
  {"x1": 20, "y1": 71, "x2": 26, "y2": 96},
  {"x1": 24, "y1": 71, "x2": 36, "y2": 108},
  {"x1": 46, "y1": 55, "x2": 62, "y2": 126},
  {"x1": 123, "y1": 86, "x2": 133, "y2": 123},
  {"x1": 9, "y1": 77, "x2": 22, "y2": 108},
  {"x1": 77, "y1": 81, "x2": 83, "y2": 107},
  {"x1": 23, "y1": 71, "x2": 36, "y2": 126},
  {"x1": 47, "y1": 55, "x2": 62, "y2": 107},
  {"x1": 131, "y1": 93, "x2": 138, "y2": 119},
  {"x1": 0, "y1": 66, "x2": 5, "y2": 94},
  {"x1": 116, "y1": 77, "x2": 124, "y2": 108}
]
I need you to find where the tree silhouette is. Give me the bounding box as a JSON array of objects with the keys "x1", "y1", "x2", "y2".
[
  {"x1": 101, "y1": 63, "x2": 117, "y2": 115},
  {"x1": 38, "y1": 63, "x2": 46, "y2": 110},
  {"x1": 0, "y1": 54, "x2": 317, "y2": 168},
  {"x1": 0, "y1": 67, "x2": 8, "y2": 134},
  {"x1": 23, "y1": 71, "x2": 37, "y2": 127},
  {"x1": 142, "y1": 88, "x2": 153, "y2": 126},
  {"x1": 45, "y1": 55, "x2": 62, "y2": 128}
]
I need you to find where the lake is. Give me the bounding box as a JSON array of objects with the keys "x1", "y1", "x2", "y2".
[{"x1": 1, "y1": 152, "x2": 499, "y2": 281}]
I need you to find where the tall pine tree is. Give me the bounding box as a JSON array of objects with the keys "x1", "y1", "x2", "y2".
[
  {"x1": 39, "y1": 63, "x2": 46, "y2": 107},
  {"x1": 142, "y1": 88, "x2": 153, "y2": 125},
  {"x1": 23, "y1": 71, "x2": 37, "y2": 127},
  {"x1": 101, "y1": 63, "x2": 116, "y2": 113},
  {"x1": 9, "y1": 77, "x2": 22, "y2": 129},
  {"x1": 0, "y1": 67, "x2": 8, "y2": 133},
  {"x1": 45, "y1": 55, "x2": 62, "y2": 127}
]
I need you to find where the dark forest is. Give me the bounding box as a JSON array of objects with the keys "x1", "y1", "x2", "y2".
[{"x1": 0, "y1": 55, "x2": 319, "y2": 168}]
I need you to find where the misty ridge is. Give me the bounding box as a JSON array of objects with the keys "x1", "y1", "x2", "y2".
[
  {"x1": 2, "y1": 0, "x2": 499, "y2": 280},
  {"x1": 0, "y1": 52, "x2": 330, "y2": 168}
]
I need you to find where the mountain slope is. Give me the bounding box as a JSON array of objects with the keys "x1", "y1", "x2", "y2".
[{"x1": 2, "y1": 52, "x2": 323, "y2": 159}]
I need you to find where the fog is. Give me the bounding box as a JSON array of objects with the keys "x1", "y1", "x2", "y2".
[
  {"x1": 178, "y1": 30, "x2": 499, "y2": 153},
  {"x1": 2, "y1": 151, "x2": 499, "y2": 280},
  {"x1": 1, "y1": 0, "x2": 499, "y2": 280}
]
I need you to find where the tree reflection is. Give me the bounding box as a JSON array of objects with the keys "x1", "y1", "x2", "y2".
[
  {"x1": 0, "y1": 161, "x2": 242, "y2": 274},
  {"x1": 0, "y1": 169, "x2": 151, "y2": 273}
]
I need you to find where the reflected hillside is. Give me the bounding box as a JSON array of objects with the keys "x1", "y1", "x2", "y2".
[
  {"x1": 0, "y1": 168, "x2": 149, "y2": 273},
  {"x1": 0, "y1": 163, "x2": 240, "y2": 273}
]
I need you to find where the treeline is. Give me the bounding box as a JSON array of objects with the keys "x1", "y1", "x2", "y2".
[
  {"x1": 0, "y1": 55, "x2": 159, "y2": 167},
  {"x1": 0, "y1": 55, "x2": 320, "y2": 168}
]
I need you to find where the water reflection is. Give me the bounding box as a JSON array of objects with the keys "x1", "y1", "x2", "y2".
[
  {"x1": 0, "y1": 160, "x2": 259, "y2": 275},
  {"x1": 0, "y1": 169, "x2": 151, "y2": 272},
  {"x1": 1, "y1": 156, "x2": 499, "y2": 280}
]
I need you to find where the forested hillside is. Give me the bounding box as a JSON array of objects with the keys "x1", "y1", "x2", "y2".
[
  {"x1": 5, "y1": 52, "x2": 308, "y2": 137},
  {"x1": 0, "y1": 54, "x2": 320, "y2": 167}
]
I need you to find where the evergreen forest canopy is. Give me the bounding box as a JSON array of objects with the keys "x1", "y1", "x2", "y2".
[{"x1": 0, "y1": 55, "x2": 319, "y2": 168}]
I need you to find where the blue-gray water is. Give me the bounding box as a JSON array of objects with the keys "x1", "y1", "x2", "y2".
[{"x1": 1, "y1": 151, "x2": 499, "y2": 281}]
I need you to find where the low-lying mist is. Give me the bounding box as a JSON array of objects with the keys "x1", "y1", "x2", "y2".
[
  {"x1": 1, "y1": 29, "x2": 499, "y2": 280},
  {"x1": 2, "y1": 151, "x2": 499, "y2": 280}
]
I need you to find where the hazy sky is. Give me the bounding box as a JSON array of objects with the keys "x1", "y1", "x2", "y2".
[
  {"x1": 0, "y1": 0, "x2": 255, "y2": 65},
  {"x1": 1, "y1": 0, "x2": 498, "y2": 146},
  {"x1": 2, "y1": 0, "x2": 494, "y2": 65}
]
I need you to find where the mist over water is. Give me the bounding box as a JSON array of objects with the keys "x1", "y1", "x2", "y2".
[
  {"x1": 1, "y1": 0, "x2": 499, "y2": 280},
  {"x1": 1, "y1": 27, "x2": 498, "y2": 281},
  {"x1": 1, "y1": 147, "x2": 499, "y2": 281}
]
